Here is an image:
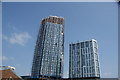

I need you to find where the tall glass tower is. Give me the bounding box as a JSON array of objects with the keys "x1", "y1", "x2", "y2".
[
  {"x1": 69, "y1": 39, "x2": 100, "y2": 78},
  {"x1": 31, "y1": 16, "x2": 64, "y2": 78}
]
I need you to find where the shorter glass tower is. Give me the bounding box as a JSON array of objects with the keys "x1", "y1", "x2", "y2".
[{"x1": 69, "y1": 39, "x2": 100, "y2": 78}]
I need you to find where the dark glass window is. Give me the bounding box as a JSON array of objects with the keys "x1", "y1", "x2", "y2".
[
  {"x1": 94, "y1": 47, "x2": 97, "y2": 52},
  {"x1": 85, "y1": 41, "x2": 89, "y2": 47},
  {"x1": 94, "y1": 41, "x2": 97, "y2": 47},
  {"x1": 85, "y1": 48, "x2": 87, "y2": 53},
  {"x1": 90, "y1": 47, "x2": 93, "y2": 53},
  {"x1": 77, "y1": 43, "x2": 80, "y2": 49},
  {"x1": 72, "y1": 44, "x2": 75, "y2": 50},
  {"x1": 90, "y1": 41, "x2": 92, "y2": 47},
  {"x1": 81, "y1": 42, "x2": 84, "y2": 48}
]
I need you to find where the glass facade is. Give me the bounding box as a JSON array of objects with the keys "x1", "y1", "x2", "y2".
[
  {"x1": 31, "y1": 16, "x2": 64, "y2": 78},
  {"x1": 69, "y1": 39, "x2": 100, "y2": 78}
]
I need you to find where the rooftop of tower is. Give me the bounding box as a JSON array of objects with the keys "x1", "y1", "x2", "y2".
[
  {"x1": 42, "y1": 15, "x2": 64, "y2": 19},
  {"x1": 70, "y1": 39, "x2": 97, "y2": 45},
  {"x1": 41, "y1": 16, "x2": 64, "y2": 24},
  {"x1": 49, "y1": 15, "x2": 64, "y2": 18}
]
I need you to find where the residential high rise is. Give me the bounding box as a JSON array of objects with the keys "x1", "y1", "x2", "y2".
[
  {"x1": 69, "y1": 39, "x2": 100, "y2": 78},
  {"x1": 31, "y1": 16, "x2": 64, "y2": 78}
]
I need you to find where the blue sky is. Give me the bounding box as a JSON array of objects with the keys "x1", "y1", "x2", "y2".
[{"x1": 2, "y1": 2, "x2": 118, "y2": 78}]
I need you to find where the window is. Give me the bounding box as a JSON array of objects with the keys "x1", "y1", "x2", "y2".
[
  {"x1": 94, "y1": 47, "x2": 97, "y2": 52},
  {"x1": 77, "y1": 43, "x2": 80, "y2": 49},
  {"x1": 85, "y1": 41, "x2": 89, "y2": 47},
  {"x1": 90, "y1": 41, "x2": 92, "y2": 47},
  {"x1": 94, "y1": 41, "x2": 97, "y2": 47},
  {"x1": 81, "y1": 42, "x2": 84, "y2": 48}
]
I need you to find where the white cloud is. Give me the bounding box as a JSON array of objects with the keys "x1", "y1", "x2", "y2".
[
  {"x1": 2, "y1": 56, "x2": 8, "y2": 61},
  {"x1": 9, "y1": 32, "x2": 32, "y2": 46},
  {"x1": 3, "y1": 32, "x2": 32, "y2": 46},
  {"x1": 0, "y1": 56, "x2": 14, "y2": 61}
]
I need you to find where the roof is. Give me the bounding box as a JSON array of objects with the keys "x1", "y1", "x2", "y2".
[
  {"x1": 70, "y1": 39, "x2": 97, "y2": 45},
  {"x1": 0, "y1": 66, "x2": 15, "y2": 70},
  {"x1": 0, "y1": 69, "x2": 22, "y2": 80},
  {"x1": 41, "y1": 16, "x2": 64, "y2": 24}
]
